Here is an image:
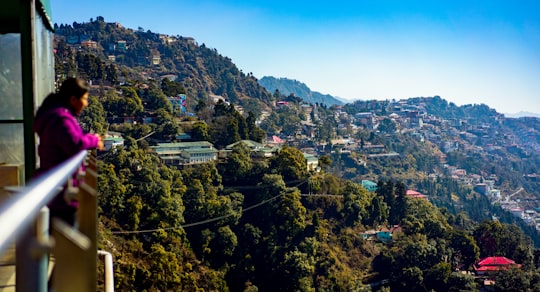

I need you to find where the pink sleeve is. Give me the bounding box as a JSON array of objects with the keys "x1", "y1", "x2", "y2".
[{"x1": 55, "y1": 116, "x2": 99, "y2": 156}]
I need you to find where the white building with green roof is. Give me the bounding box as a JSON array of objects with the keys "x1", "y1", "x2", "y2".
[
  {"x1": 151, "y1": 141, "x2": 218, "y2": 166},
  {"x1": 304, "y1": 153, "x2": 320, "y2": 172}
]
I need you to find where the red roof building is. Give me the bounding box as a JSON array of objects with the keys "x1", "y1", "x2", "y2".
[
  {"x1": 406, "y1": 190, "x2": 429, "y2": 200},
  {"x1": 272, "y1": 135, "x2": 285, "y2": 144},
  {"x1": 474, "y1": 256, "x2": 521, "y2": 275}
]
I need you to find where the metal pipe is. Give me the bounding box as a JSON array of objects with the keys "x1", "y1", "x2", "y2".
[
  {"x1": 0, "y1": 150, "x2": 88, "y2": 256},
  {"x1": 36, "y1": 206, "x2": 51, "y2": 290},
  {"x1": 98, "y1": 250, "x2": 115, "y2": 292}
]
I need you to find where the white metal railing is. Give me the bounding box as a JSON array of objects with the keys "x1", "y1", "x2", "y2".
[
  {"x1": 0, "y1": 150, "x2": 88, "y2": 255},
  {"x1": 98, "y1": 250, "x2": 115, "y2": 292},
  {"x1": 0, "y1": 150, "x2": 114, "y2": 291}
]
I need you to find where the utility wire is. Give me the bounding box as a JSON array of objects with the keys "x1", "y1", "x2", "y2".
[
  {"x1": 135, "y1": 131, "x2": 156, "y2": 141},
  {"x1": 110, "y1": 180, "x2": 308, "y2": 235},
  {"x1": 97, "y1": 131, "x2": 155, "y2": 159}
]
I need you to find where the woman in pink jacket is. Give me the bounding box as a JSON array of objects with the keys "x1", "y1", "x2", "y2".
[{"x1": 34, "y1": 77, "x2": 104, "y2": 225}]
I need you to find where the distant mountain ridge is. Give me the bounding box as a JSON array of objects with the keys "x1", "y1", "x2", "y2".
[
  {"x1": 259, "y1": 76, "x2": 344, "y2": 106},
  {"x1": 504, "y1": 111, "x2": 540, "y2": 118}
]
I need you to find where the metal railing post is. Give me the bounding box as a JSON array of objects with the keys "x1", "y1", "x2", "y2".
[
  {"x1": 36, "y1": 207, "x2": 51, "y2": 289},
  {"x1": 98, "y1": 251, "x2": 114, "y2": 292},
  {"x1": 77, "y1": 152, "x2": 98, "y2": 292},
  {"x1": 51, "y1": 219, "x2": 91, "y2": 292},
  {"x1": 14, "y1": 204, "x2": 51, "y2": 292},
  {"x1": 15, "y1": 217, "x2": 46, "y2": 292},
  {"x1": 76, "y1": 182, "x2": 98, "y2": 292}
]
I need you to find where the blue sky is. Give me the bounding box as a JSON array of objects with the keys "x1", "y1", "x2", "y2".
[{"x1": 51, "y1": 0, "x2": 540, "y2": 115}]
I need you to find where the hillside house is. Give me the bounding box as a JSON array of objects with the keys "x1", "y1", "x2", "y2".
[
  {"x1": 474, "y1": 256, "x2": 521, "y2": 275},
  {"x1": 103, "y1": 135, "x2": 124, "y2": 151},
  {"x1": 276, "y1": 101, "x2": 289, "y2": 108},
  {"x1": 361, "y1": 226, "x2": 401, "y2": 243},
  {"x1": 80, "y1": 40, "x2": 98, "y2": 49},
  {"x1": 377, "y1": 227, "x2": 392, "y2": 242},
  {"x1": 304, "y1": 153, "x2": 319, "y2": 172},
  {"x1": 406, "y1": 190, "x2": 429, "y2": 200},
  {"x1": 151, "y1": 51, "x2": 161, "y2": 65},
  {"x1": 151, "y1": 142, "x2": 218, "y2": 167},
  {"x1": 116, "y1": 40, "x2": 127, "y2": 51},
  {"x1": 361, "y1": 144, "x2": 386, "y2": 154},
  {"x1": 361, "y1": 180, "x2": 378, "y2": 192},
  {"x1": 354, "y1": 112, "x2": 375, "y2": 130}
]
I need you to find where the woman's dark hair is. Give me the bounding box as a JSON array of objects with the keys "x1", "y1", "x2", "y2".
[{"x1": 36, "y1": 77, "x2": 89, "y2": 116}]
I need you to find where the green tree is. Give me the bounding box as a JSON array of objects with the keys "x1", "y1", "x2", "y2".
[
  {"x1": 242, "y1": 99, "x2": 262, "y2": 119},
  {"x1": 181, "y1": 164, "x2": 242, "y2": 266},
  {"x1": 97, "y1": 162, "x2": 127, "y2": 219},
  {"x1": 125, "y1": 194, "x2": 142, "y2": 230},
  {"x1": 226, "y1": 118, "x2": 242, "y2": 145},
  {"x1": 105, "y1": 64, "x2": 118, "y2": 84},
  {"x1": 378, "y1": 117, "x2": 397, "y2": 134},
  {"x1": 76, "y1": 52, "x2": 104, "y2": 81},
  {"x1": 270, "y1": 146, "x2": 308, "y2": 182},
  {"x1": 120, "y1": 86, "x2": 144, "y2": 116},
  {"x1": 161, "y1": 77, "x2": 186, "y2": 96},
  {"x1": 213, "y1": 100, "x2": 230, "y2": 117},
  {"x1": 447, "y1": 273, "x2": 478, "y2": 292},
  {"x1": 449, "y1": 230, "x2": 480, "y2": 270},
  {"x1": 280, "y1": 248, "x2": 315, "y2": 291},
  {"x1": 219, "y1": 142, "x2": 252, "y2": 184},
  {"x1": 103, "y1": 86, "x2": 144, "y2": 117},
  {"x1": 391, "y1": 181, "x2": 407, "y2": 225},
  {"x1": 274, "y1": 188, "x2": 307, "y2": 241},
  {"x1": 377, "y1": 180, "x2": 395, "y2": 213},
  {"x1": 367, "y1": 195, "x2": 388, "y2": 227},
  {"x1": 317, "y1": 155, "x2": 332, "y2": 172},
  {"x1": 210, "y1": 115, "x2": 240, "y2": 148},
  {"x1": 398, "y1": 234, "x2": 440, "y2": 270},
  {"x1": 246, "y1": 111, "x2": 266, "y2": 142},
  {"x1": 424, "y1": 262, "x2": 452, "y2": 292},
  {"x1": 153, "y1": 108, "x2": 181, "y2": 141},
  {"x1": 79, "y1": 95, "x2": 107, "y2": 134},
  {"x1": 339, "y1": 180, "x2": 370, "y2": 226},
  {"x1": 494, "y1": 267, "x2": 531, "y2": 292},
  {"x1": 148, "y1": 244, "x2": 182, "y2": 290},
  {"x1": 192, "y1": 121, "x2": 211, "y2": 141},
  {"x1": 144, "y1": 85, "x2": 172, "y2": 112},
  {"x1": 393, "y1": 266, "x2": 424, "y2": 291},
  {"x1": 473, "y1": 220, "x2": 504, "y2": 257}
]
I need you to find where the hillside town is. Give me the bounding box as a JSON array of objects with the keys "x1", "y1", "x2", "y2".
[{"x1": 101, "y1": 90, "x2": 540, "y2": 235}]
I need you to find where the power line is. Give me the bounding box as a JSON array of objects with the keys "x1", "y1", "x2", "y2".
[
  {"x1": 110, "y1": 180, "x2": 308, "y2": 235},
  {"x1": 135, "y1": 131, "x2": 155, "y2": 141},
  {"x1": 300, "y1": 193, "x2": 343, "y2": 198},
  {"x1": 111, "y1": 192, "x2": 283, "y2": 234}
]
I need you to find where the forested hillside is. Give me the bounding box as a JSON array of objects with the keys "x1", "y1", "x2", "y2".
[
  {"x1": 53, "y1": 17, "x2": 540, "y2": 291},
  {"x1": 54, "y1": 16, "x2": 271, "y2": 110}
]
